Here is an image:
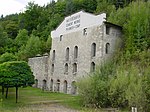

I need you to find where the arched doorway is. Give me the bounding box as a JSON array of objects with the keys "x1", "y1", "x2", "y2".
[
  {"x1": 35, "y1": 79, "x2": 38, "y2": 88},
  {"x1": 42, "y1": 79, "x2": 47, "y2": 90},
  {"x1": 63, "y1": 80, "x2": 68, "y2": 93},
  {"x1": 56, "y1": 79, "x2": 60, "y2": 92},
  {"x1": 50, "y1": 79, "x2": 53, "y2": 91},
  {"x1": 71, "y1": 81, "x2": 77, "y2": 95}
]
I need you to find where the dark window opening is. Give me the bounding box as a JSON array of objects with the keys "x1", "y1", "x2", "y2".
[
  {"x1": 83, "y1": 28, "x2": 87, "y2": 35},
  {"x1": 91, "y1": 43, "x2": 96, "y2": 57},
  {"x1": 106, "y1": 43, "x2": 110, "y2": 54},
  {"x1": 73, "y1": 63, "x2": 77, "y2": 74},
  {"x1": 66, "y1": 47, "x2": 69, "y2": 61},
  {"x1": 74, "y1": 46, "x2": 78, "y2": 59},
  {"x1": 60, "y1": 35, "x2": 63, "y2": 41}
]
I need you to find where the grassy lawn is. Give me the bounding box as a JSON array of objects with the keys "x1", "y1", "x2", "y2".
[
  {"x1": 0, "y1": 87, "x2": 82, "y2": 111},
  {"x1": 0, "y1": 87, "x2": 128, "y2": 112}
]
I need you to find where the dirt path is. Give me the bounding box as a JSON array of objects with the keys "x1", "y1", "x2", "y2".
[{"x1": 24, "y1": 102, "x2": 79, "y2": 112}]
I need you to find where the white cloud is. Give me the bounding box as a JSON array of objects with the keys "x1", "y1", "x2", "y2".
[
  {"x1": 0, "y1": 0, "x2": 25, "y2": 16},
  {"x1": 0, "y1": 0, "x2": 55, "y2": 17}
]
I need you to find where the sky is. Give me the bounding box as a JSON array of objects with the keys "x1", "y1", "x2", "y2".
[{"x1": 0, "y1": 0, "x2": 55, "y2": 16}]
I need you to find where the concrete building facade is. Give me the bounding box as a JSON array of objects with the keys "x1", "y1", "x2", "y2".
[{"x1": 28, "y1": 11, "x2": 122, "y2": 94}]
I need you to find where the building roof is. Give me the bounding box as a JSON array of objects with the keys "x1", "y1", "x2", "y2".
[
  {"x1": 104, "y1": 22, "x2": 122, "y2": 30},
  {"x1": 51, "y1": 11, "x2": 106, "y2": 38},
  {"x1": 51, "y1": 11, "x2": 122, "y2": 38}
]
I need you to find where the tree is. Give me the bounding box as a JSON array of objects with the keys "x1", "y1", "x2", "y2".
[
  {"x1": 17, "y1": 35, "x2": 43, "y2": 60},
  {"x1": 0, "y1": 52, "x2": 17, "y2": 64},
  {"x1": 15, "y1": 29, "x2": 29, "y2": 48},
  {"x1": 0, "y1": 61, "x2": 34, "y2": 103}
]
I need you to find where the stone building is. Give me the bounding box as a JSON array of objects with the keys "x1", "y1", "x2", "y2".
[{"x1": 28, "y1": 11, "x2": 122, "y2": 94}]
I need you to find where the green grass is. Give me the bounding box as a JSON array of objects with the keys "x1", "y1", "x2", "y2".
[
  {"x1": 0, "y1": 87, "x2": 128, "y2": 112},
  {"x1": 0, "y1": 87, "x2": 82, "y2": 111}
]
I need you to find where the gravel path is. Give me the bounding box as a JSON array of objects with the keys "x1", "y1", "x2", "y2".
[{"x1": 25, "y1": 103, "x2": 79, "y2": 112}]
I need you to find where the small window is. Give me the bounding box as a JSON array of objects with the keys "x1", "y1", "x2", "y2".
[
  {"x1": 66, "y1": 47, "x2": 69, "y2": 61},
  {"x1": 106, "y1": 43, "x2": 110, "y2": 54},
  {"x1": 60, "y1": 35, "x2": 63, "y2": 41},
  {"x1": 91, "y1": 43, "x2": 96, "y2": 57},
  {"x1": 106, "y1": 26, "x2": 110, "y2": 35},
  {"x1": 65, "y1": 63, "x2": 68, "y2": 74},
  {"x1": 83, "y1": 28, "x2": 87, "y2": 35},
  {"x1": 51, "y1": 64, "x2": 54, "y2": 74},
  {"x1": 90, "y1": 62, "x2": 95, "y2": 72},
  {"x1": 73, "y1": 63, "x2": 77, "y2": 74},
  {"x1": 52, "y1": 50, "x2": 55, "y2": 61},
  {"x1": 74, "y1": 46, "x2": 78, "y2": 59}
]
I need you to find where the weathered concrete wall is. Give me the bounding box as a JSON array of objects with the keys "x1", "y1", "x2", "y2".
[
  {"x1": 28, "y1": 11, "x2": 122, "y2": 94},
  {"x1": 28, "y1": 55, "x2": 49, "y2": 90},
  {"x1": 48, "y1": 23, "x2": 122, "y2": 94}
]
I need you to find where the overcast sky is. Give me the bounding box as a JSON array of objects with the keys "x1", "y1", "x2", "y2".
[{"x1": 0, "y1": 0, "x2": 56, "y2": 16}]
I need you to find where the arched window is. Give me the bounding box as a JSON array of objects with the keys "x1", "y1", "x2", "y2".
[
  {"x1": 105, "y1": 43, "x2": 110, "y2": 54},
  {"x1": 63, "y1": 80, "x2": 68, "y2": 93},
  {"x1": 50, "y1": 79, "x2": 53, "y2": 91},
  {"x1": 90, "y1": 62, "x2": 95, "y2": 72},
  {"x1": 91, "y1": 43, "x2": 96, "y2": 57},
  {"x1": 73, "y1": 63, "x2": 77, "y2": 74},
  {"x1": 65, "y1": 63, "x2": 68, "y2": 74},
  {"x1": 56, "y1": 79, "x2": 60, "y2": 92},
  {"x1": 71, "y1": 81, "x2": 77, "y2": 94},
  {"x1": 51, "y1": 64, "x2": 54, "y2": 74},
  {"x1": 66, "y1": 47, "x2": 69, "y2": 61},
  {"x1": 52, "y1": 50, "x2": 55, "y2": 61},
  {"x1": 74, "y1": 46, "x2": 78, "y2": 59},
  {"x1": 60, "y1": 35, "x2": 63, "y2": 41}
]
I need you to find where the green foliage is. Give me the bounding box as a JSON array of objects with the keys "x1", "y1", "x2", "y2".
[
  {"x1": 95, "y1": 0, "x2": 116, "y2": 16},
  {"x1": 0, "y1": 61, "x2": 34, "y2": 87},
  {"x1": 108, "y1": 1, "x2": 150, "y2": 57},
  {"x1": 15, "y1": 29, "x2": 29, "y2": 48},
  {"x1": 0, "y1": 52, "x2": 17, "y2": 64},
  {"x1": 78, "y1": 61, "x2": 117, "y2": 108},
  {"x1": 17, "y1": 35, "x2": 43, "y2": 60},
  {"x1": 78, "y1": 51, "x2": 150, "y2": 111},
  {"x1": 45, "y1": 36, "x2": 52, "y2": 52}
]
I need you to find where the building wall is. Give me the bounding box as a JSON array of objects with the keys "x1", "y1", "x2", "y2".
[
  {"x1": 28, "y1": 11, "x2": 122, "y2": 94},
  {"x1": 48, "y1": 23, "x2": 122, "y2": 94},
  {"x1": 28, "y1": 55, "x2": 49, "y2": 90}
]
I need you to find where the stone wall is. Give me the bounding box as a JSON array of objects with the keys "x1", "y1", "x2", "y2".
[
  {"x1": 48, "y1": 23, "x2": 122, "y2": 94},
  {"x1": 28, "y1": 12, "x2": 122, "y2": 94},
  {"x1": 28, "y1": 55, "x2": 49, "y2": 90}
]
